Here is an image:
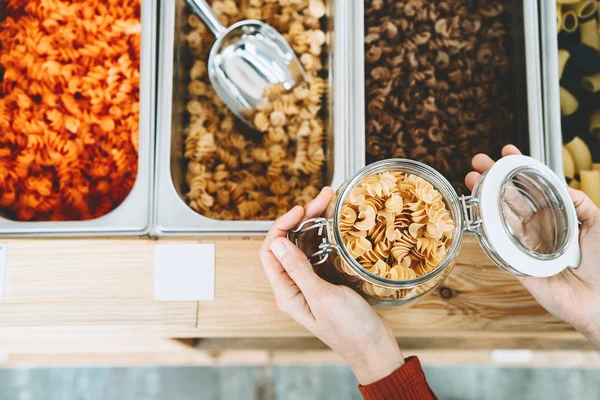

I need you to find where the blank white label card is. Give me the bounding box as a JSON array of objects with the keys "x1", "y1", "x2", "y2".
[
  {"x1": 491, "y1": 349, "x2": 533, "y2": 364},
  {"x1": 154, "y1": 243, "x2": 215, "y2": 301},
  {"x1": 0, "y1": 244, "x2": 6, "y2": 301}
]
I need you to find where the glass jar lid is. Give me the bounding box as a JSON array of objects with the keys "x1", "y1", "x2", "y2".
[{"x1": 470, "y1": 155, "x2": 581, "y2": 277}]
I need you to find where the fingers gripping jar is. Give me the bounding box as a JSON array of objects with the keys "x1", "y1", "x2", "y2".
[{"x1": 288, "y1": 157, "x2": 581, "y2": 308}]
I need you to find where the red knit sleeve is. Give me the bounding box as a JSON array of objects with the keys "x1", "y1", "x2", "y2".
[{"x1": 358, "y1": 356, "x2": 437, "y2": 400}]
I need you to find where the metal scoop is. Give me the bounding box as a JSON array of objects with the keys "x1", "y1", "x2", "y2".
[{"x1": 185, "y1": 0, "x2": 309, "y2": 128}]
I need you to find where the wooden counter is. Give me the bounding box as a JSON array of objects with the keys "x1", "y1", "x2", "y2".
[{"x1": 0, "y1": 236, "x2": 594, "y2": 366}]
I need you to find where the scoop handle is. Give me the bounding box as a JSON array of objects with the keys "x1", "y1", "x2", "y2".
[{"x1": 185, "y1": 0, "x2": 226, "y2": 37}]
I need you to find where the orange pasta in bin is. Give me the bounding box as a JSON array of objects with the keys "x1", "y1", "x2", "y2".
[{"x1": 0, "y1": 0, "x2": 140, "y2": 221}]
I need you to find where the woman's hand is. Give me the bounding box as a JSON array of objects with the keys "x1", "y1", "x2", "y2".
[
  {"x1": 259, "y1": 187, "x2": 405, "y2": 385},
  {"x1": 466, "y1": 145, "x2": 600, "y2": 346}
]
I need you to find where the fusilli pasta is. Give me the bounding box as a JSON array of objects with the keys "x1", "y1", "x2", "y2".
[
  {"x1": 183, "y1": 0, "x2": 328, "y2": 220},
  {"x1": 0, "y1": 0, "x2": 140, "y2": 221},
  {"x1": 340, "y1": 171, "x2": 454, "y2": 288}
]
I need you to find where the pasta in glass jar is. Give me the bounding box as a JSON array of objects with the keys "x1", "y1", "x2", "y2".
[{"x1": 288, "y1": 157, "x2": 582, "y2": 308}]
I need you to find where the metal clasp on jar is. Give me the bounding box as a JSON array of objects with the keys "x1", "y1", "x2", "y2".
[
  {"x1": 286, "y1": 218, "x2": 340, "y2": 265},
  {"x1": 460, "y1": 195, "x2": 482, "y2": 232}
]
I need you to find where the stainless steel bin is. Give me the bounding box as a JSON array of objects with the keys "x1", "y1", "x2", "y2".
[
  {"x1": 540, "y1": 1, "x2": 568, "y2": 178},
  {"x1": 154, "y1": 0, "x2": 351, "y2": 236},
  {"x1": 0, "y1": 0, "x2": 156, "y2": 237},
  {"x1": 351, "y1": 0, "x2": 546, "y2": 179}
]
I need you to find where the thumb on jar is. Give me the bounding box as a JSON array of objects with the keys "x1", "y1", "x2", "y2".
[{"x1": 270, "y1": 237, "x2": 328, "y2": 300}]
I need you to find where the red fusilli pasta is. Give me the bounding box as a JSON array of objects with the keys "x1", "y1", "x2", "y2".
[{"x1": 0, "y1": 0, "x2": 140, "y2": 221}]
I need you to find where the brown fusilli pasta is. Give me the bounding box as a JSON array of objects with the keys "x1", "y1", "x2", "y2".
[{"x1": 364, "y1": 0, "x2": 515, "y2": 194}]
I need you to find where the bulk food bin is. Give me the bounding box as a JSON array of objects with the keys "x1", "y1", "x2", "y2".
[
  {"x1": 0, "y1": 0, "x2": 156, "y2": 237},
  {"x1": 351, "y1": 0, "x2": 547, "y2": 187},
  {"x1": 288, "y1": 156, "x2": 581, "y2": 307},
  {"x1": 540, "y1": 1, "x2": 600, "y2": 183},
  {"x1": 153, "y1": 0, "x2": 351, "y2": 236}
]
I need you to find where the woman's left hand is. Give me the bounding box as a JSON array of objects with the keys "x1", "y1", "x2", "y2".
[
  {"x1": 259, "y1": 187, "x2": 405, "y2": 385},
  {"x1": 466, "y1": 145, "x2": 600, "y2": 346}
]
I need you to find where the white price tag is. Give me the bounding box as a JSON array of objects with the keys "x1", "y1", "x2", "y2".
[
  {"x1": 491, "y1": 349, "x2": 533, "y2": 364},
  {"x1": 0, "y1": 244, "x2": 6, "y2": 300},
  {"x1": 154, "y1": 243, "x2": 215, "y2": 301}
]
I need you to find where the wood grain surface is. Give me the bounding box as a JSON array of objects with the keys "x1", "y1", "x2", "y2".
[
  {"x1": 0, "y1": 236, "x2": 587, "y2": 349},
  {"x1": 0, "y1": 240, "x2": 197, "y2": 329},
  {"x1": 194, "y1": 236, "x2": 572, "y2": 336}
]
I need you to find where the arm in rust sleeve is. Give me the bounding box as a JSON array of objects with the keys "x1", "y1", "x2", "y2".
[{"x1": 359, "y1": 357, "x2": 438, "y2": 400}]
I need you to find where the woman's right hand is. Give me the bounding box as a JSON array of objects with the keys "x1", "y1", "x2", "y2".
[
  {"x1": 259, "y1": 188, "x2": 406, "y2": 386},
  {"x1": 466, "y1": 145, "x2": 600, "y2": 347}
]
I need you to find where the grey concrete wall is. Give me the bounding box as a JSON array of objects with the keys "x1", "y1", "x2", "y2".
[{"x1": 0, "y1": 365, "x2": 598, "y2": 400}]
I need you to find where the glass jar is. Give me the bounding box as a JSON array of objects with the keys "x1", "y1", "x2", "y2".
[{"x1": 288, "y1": 156, "x2": 581, "y2": 308}]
